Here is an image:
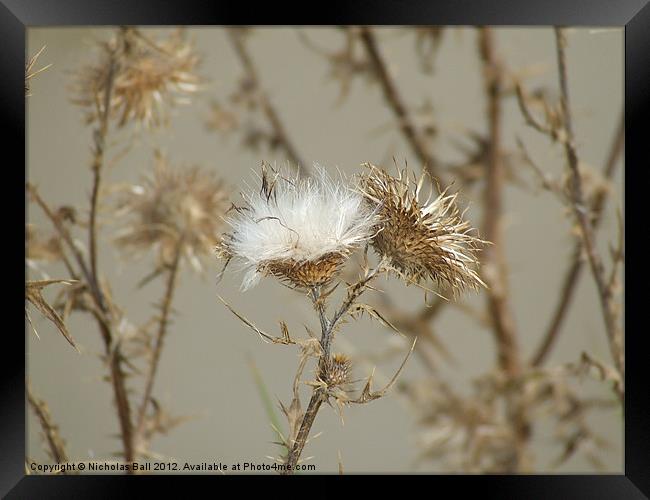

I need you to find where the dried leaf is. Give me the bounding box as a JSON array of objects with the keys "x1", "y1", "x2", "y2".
[
  {"x1": 26, "y1": 280, "x2": 79, "y2": 351},
  {"x1": 351, "y1": 338, "x2": 416, "y2": 404},
  {"x1": 348, "y1": 302, "x2": 404, "y2": 336},
  {"x1": 217, "y1": 294, "x2": 294, "y2": 345}
]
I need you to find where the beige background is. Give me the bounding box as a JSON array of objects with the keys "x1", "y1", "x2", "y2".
[{"x1": 27, "y1": 27, "x2": 623, "y2": 473}]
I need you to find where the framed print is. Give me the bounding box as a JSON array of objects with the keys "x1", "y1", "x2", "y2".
[{"x1": 5, "y1": 0, "x2": 649, "y2": 496}]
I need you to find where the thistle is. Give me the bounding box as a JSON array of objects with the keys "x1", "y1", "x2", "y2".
[
  {"x1": 323, "y1": 353, "x2": 353, "y2": 388},
  {"x1": 217, "y1": 163, "x2": 417, "y2": 475},
  {"x1": 114, "y1": 152, "x2": 228, "y2": 272},
  {"x1": 358, "y1": 163, "x2": 487, "y2": 296},
  {"x1": 217, "y1": 164, "x2": 379, "y2": 290},
  {"x1": 72, "y1": 28, "x2": 202, "y2": 128}
]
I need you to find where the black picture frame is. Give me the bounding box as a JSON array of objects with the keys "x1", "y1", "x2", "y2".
[{"x1": 5, "y1": 1, "x2": 649, "y2": 497}]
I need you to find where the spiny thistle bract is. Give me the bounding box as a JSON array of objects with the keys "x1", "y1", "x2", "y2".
[
  {"x1": 114, "y1": 153, "x2": 228, "y2": 272},
  {"x1": 71, "y1": 28, "x2": 202, "y2": 129},
  {"x1": 324, "y1": 353, "x2": 353, "y2": 388},
  {"x1": 358, "y1": 163, "x2": 487, "y2": 296},
  {"x1": 25, "y1": 46, "x2": 51, "y2": 97},
  {"x1": 216, "y1": 164, "x2": 379, "y2": 290}
]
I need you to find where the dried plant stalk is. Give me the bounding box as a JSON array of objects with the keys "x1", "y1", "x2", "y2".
[
  {"x1": 218, "y1": 162, "x2": 480, "y2": 473},
  {"x1": 477, "y1": 27, "x2": 529, "y2": 471},
  {"x1": 531, "y1": 115, "x2": 624, "y2": 367},
  {"x1": 227, "y1": 29, "x2": 309, "y2": 175},
  {"x1": 359, "y1": 27, "x2": 440, "y2": 180},
  {"x1": 28, "y1": 27, "x2": 209, "y2": 469},
  {"x1": 27, "y1": 381, "x2": 69, "y2": 467},
  {"x1": 133, "y1": 234, "x2": 184, "y2": 451},
  {"x1": 552, "y1": 28, "x2": 624, "y2": 387}
]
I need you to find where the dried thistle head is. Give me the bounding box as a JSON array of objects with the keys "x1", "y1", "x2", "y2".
[
  {"x1": 114, "y1": 153, "x2": 228, "y2": 272},
  {"x1": 26, "y1": 224, "x2": 64, "y2": 263},
  {"x1": 72, "y1": 28, "x2": 202, "y2": 128},
  {"x1": 358, "y1": 163, "x2": 487, "y2": 296},
  {"x1": 217, "y1": 164, "x2": 378, "y2": 290},
  {"x1": 323, "y1": 353, "x2": 353, "y2": 388}
]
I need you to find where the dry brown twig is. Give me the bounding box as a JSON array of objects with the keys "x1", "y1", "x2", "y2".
[
  {"x1": 529, "y1": 115, "x2": 624, "y2": 367},
  {"x1": 225, "y1": 29, "x2": 309, "y2": 176},
  {"x1": 27, "y1": 381, "x2": 70, "y2": 468},
  {"x1": 133, "y1": 233, "x2": 185, "y2": 451},
  {"x1": 522, "y1": 29, "x2": 624, "y2": 390},
  {"x1": 477, "y1": 27, "x2": 530, "y2": 472},
  {"x1": 556, "y1": 28, "x2": 624, "y2": 386},
  {"x1": 359, "y1": 27, "x2": 441, "y2": 181},
  {"x1": 296, "y1": 28, "x2": 375, "y2": 106}
]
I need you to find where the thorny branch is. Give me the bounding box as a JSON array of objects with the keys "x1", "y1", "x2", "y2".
[
  {"x1": 84, "y1": 44, "x2": 136, "y2": 463},
  {"x1": 531, "y1": 115, "x2": 624, "y2": 367},
  {"x1": 282, "y1": 263, "x2": 386, "y2": 474},
  {"x1": 359, "y1": 27, "x2": 441, "y2": 181},
  {"x1": 27, "y1": 381, "x2": 70, "y2": 468},
  {"x1": 89, "y1": 52, "x2": 117, "y2": 308},
  {"x1": 227, "y1": 29, "x2": 309, "y2": 176},
  {"x1": 28, "y1": 42, "x2": 136, "y2": 463},
  {"x1": 478, "y1": 27, "x2": 529, "y2": 472},
  {"x1": 134, "y1": 233, "x2": 185, "y2": 451},
  {"x1": 552, "y1": 28, "x2": 624, "y2": 390}
]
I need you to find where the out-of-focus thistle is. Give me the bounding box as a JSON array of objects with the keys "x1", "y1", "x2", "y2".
[
  {"x1": 358, "y1": 163, "x2": 487, "y2": 297},
  {"x1": 26, "y1": 224, "x2": 64, "y2": 264},
  {"x1": 72, "y1": 28, "x2": 202, "y2": 128},
  {"x1": 114, "y1": 152, "x2": 228, "y2": 272},
  {"x1": 216, "y1": 164, "x2": 379, "y2": 290}
]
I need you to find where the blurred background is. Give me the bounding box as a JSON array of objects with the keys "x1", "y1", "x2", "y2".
[{"x1": 26, "y1": 26, "x2": 623, "y2": 473}]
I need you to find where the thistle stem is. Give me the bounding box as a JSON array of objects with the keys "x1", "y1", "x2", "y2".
[
  {"x1": 359, "y1": 27, "x2": 440, "y2": 180},
  {"x1": 227, "y1": 29, "x2": 309, "y2": 176},
  {"x1": 282, "y1": 389, "x2": 326, "y2": 474},
  {"x1": 282, "y1": 267, "x2": 382, "y2": 474},
  {"x1": 27, "y1": 381, "x2": 69, "y2": 467},
  {"x1": 134, "y1": 234, "x2": 185, "y2": 451},
  {"x1": 478, "y1": 27, "x2": 529, "y2": 471},
  {"x1": 553, "y1": 28, "x2": 624, "y2": 389},
  {"x1": 531, "y1": 114, "x2": 623, "y2": 367}
]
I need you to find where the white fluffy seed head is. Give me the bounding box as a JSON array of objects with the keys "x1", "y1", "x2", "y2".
[{"x1": 218, "y1": 164, "x2": 379, "y2": 290}]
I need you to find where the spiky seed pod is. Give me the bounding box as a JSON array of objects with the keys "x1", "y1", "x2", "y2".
[
  {"x1": 323, "y1": 353, "x2": 353, "y2": 388},
  {"x1": 72, "y1": 28, "x2": 202, "y2": 129},
  {"x1": 359, "y1": 163, "x2": 487, "y2": 296},
  {"x1": 114, "y1": 153, "x2": 228, "y2": 272},
  {"x1": 264, "y1": 253, "x2": 346, "y2": 289},
  {"x1": 217, "y1": 164, "x2": 378, "y2": 290}
]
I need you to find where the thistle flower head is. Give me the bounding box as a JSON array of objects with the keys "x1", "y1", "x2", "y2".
[
  {"x1": 323, "y1": 353, "x2": 353, "y2": 388},
  {"x1": 72, "y1": 28, "x2": 202, "y2": 128},
  {"x1": 359, "y1": 163, "x2": 487, "y2": 296},
  {"x1": 114, "y1": 153, "x2": 228, "y2": 272},
  {"x1": 217, "y1": 164, "x2": 378, "y2": 290}
]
